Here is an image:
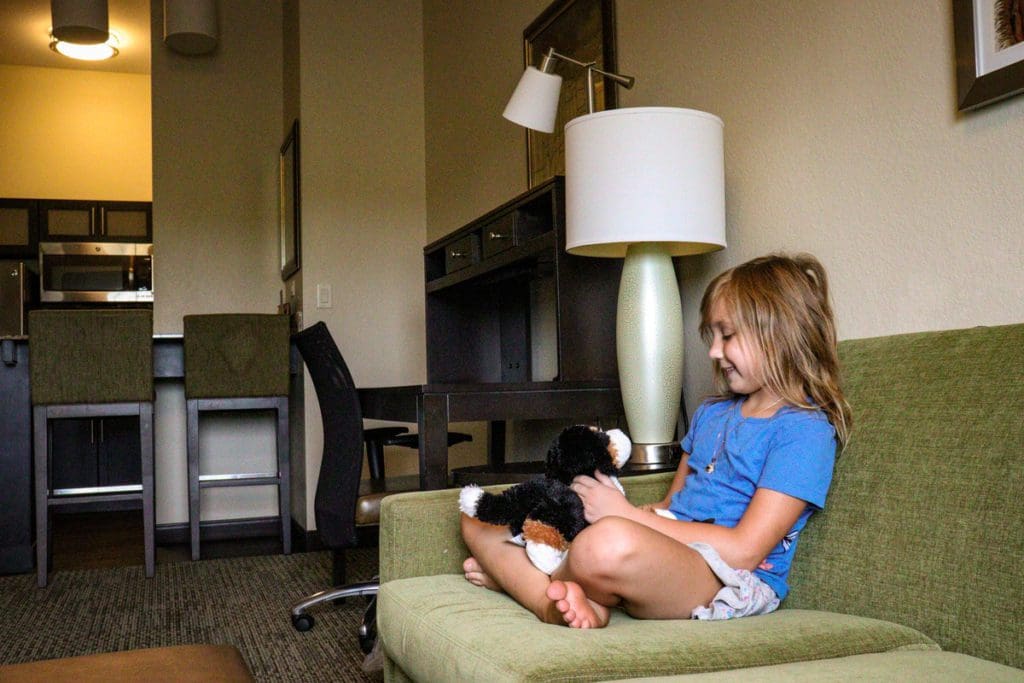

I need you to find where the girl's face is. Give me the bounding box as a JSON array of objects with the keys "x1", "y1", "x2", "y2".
[{"x1": 707, "y1": 298, "x2": 767, "y2": 398}]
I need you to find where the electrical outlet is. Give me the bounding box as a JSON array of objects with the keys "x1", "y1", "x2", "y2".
[{"x1": 316, "y1": 283, "x2": 332, "y2": 308}]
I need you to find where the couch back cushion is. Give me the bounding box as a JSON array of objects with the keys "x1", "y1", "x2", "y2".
[{"x1": 785, "y1": 323, "x2": 1024, "y2": 669}]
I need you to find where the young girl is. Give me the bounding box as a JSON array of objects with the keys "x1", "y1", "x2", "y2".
[{"x1": 461, "y1": 253, "x2": 851, "y2": 628}]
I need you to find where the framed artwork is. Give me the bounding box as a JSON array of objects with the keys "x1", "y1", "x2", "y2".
[
  {"x1": 954, "y1": 0, "x2": 1024, "y2": 110},
  {"x1": 279, "y1": 119, "x2": 301, "y2": 280},
  {"x1": 523, "y1": 0, "x2": 619, "y2": 187}
]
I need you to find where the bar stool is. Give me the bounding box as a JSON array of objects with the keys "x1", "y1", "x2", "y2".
[
  {"x1": 29, "y1": 309, "x2": 154, "y2": 587},
  {"x1": 184, "y1": 313, "x2": 291, "y2": 560}
]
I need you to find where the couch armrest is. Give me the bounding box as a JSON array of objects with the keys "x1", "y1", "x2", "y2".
[{"x1": 379, "y1": 472, "x2": 674, "y2": 583}]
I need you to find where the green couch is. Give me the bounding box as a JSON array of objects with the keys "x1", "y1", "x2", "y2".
[{"x1": 377, "y1": 324, "x2": 1024, "y2": 682}]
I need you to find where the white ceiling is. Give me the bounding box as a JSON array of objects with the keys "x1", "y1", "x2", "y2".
[{"x1": 0, "y1": 0, "x2": 151, "y2": 74}]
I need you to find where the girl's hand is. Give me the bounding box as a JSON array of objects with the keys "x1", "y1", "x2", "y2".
[
  {"x1": 640, "y1": 499, "x2": 671, "y2": 514},
  {"x1": 571, "y1": 471, "x2": 634, "y2": 523}
]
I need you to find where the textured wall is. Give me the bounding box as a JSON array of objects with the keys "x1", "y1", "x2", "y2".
[{"x1": 617, "y1": 0, "x2": 1024, "y2": 410}]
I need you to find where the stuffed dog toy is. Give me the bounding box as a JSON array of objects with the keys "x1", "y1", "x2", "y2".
[{"x1": 459, "y1": 425, "x2": 631, "y2": 574}]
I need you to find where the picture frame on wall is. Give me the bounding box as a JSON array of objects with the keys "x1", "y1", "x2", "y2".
[
  {"x1": 523, "y1": 0, "x2": 619, "y2": 188},
  {"x1": 279, "y1": 119, "x2": 301, "y2": 281},
  {"x1": 954, "y1": 0, "x2": 1024, "y2": 111}
]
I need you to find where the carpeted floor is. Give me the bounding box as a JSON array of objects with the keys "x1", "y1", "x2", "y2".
[{"x1": 0, "y1": 548, "x2": 380, "y2": 682}]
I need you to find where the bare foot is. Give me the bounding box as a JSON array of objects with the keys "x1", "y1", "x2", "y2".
[
  {"x1": 546, "y1": 580, "x2": 610, "y2": 629},
  {"x1": 463, "y1": 557, "x2": 502, "y2": 592}
]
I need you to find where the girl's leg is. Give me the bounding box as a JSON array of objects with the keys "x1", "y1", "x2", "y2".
[
  {"x1": 460, "y1": 514, "x2": 564, "y2": 625},
  {"x1": 552, "y1": 516, "x2": 723, "y2": 622}
]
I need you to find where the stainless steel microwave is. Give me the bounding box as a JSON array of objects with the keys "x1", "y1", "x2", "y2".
[{"x1": 39, "y1": 242, "x2": 154, "y2": 303}]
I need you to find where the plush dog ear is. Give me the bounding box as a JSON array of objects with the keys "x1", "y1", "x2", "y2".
[{"x1": 606, "y1": 428, "x2": 632, "y2": 469}]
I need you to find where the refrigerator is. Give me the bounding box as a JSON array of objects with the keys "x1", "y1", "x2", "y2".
[
  {"x1": 0, "y1": 260, "x2": 32, "y2": 572},
  {"x1": 0, "y1": 261, "x2": 30, "y2": 337}
]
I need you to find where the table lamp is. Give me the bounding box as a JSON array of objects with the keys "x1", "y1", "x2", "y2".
[{"x1": 505, "y1": 54, "x2": 726, "y2": 467}]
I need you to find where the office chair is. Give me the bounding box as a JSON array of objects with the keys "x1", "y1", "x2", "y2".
[{"x1": 288, "y1": 321, "x2": 470, "y2": 652}]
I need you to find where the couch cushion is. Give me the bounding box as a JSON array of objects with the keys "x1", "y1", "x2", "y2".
[
  {"x1": 603, "y1": 651, "x2": 1024, "y2": 682},
  {"x1": 787, "y1": 324, "x2": 1024, "y2": 669},
  {"x1": 0, "y1": 644, "x2": 254, "y2": 682},
  {"x1": 379, "y1": 574, "x2": 937, "y2": 683}
]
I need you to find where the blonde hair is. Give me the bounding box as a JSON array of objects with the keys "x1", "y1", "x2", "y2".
[{"x1": 699, "y1": 253, "x2": 852, "y2": 446}]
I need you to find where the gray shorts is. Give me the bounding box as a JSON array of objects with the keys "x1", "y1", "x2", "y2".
[{"x1": 687, "y1": 541, "x2": 780, "y2": 620}]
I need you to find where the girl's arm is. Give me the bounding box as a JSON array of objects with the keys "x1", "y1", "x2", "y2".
[
  {"x1": 639, "y1": 453, "x2": 690, "y2": 511},
  {"x1": 574, "y1": 474, "x2": 805, "y2": 572}
]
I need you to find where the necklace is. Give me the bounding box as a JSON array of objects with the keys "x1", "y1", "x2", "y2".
[{"x1": 705, "y1": 397, "x2": 783, "y2": 474}]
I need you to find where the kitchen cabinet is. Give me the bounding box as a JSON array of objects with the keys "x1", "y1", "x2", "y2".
[
  {"x1": 48, "y1": 417, "x2": 142, "y2": 496},
  {"x1": 0, "y1": 199, "x2": 39, "y2": 258},
  {"x1": 40, "y1": 200, "x2": 152, "y2": 242}
]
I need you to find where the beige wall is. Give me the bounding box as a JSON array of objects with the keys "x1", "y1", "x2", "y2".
[
  {"x1": 423, "y1": 0, "x2": 549, "y2": 238},
  {"x1": 151, "y1": 0, "x2": 283, "y2": 335},
  {"x1": 0, "y1": 65, "x2": 151, "y2": 200},
  {"x1": 423, "y1": 0, "x2": 1024, "y2": 423},
  {"x1": 294, "y1": 0, "x2": 429, "y2": 528},
  {"x1": 149, "y1": 0, "x2": 285, "y2": 525}
]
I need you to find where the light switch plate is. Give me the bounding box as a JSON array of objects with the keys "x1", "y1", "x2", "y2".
[{"x1": 316, "y1": 283, "x2": 332, "y2": 308}]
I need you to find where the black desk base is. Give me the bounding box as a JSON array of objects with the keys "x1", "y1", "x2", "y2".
[{"x1": 359, "y1": 381, "x2": 625, "y2": 490}]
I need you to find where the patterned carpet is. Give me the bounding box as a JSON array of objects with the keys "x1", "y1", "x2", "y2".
[{"x1": 0, "y1": 548, "x2": 380, "y2": 682}]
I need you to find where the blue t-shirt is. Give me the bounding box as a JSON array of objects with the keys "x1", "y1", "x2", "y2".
[{"x1": 673, "y1": 398, "x2": 836, "y2": 600}]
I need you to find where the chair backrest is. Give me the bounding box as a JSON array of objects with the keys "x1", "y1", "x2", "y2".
[
  {"x1": 29, "y1": 308, "x2": 153, "y2": 405},
  {"x1": 183, "y1": 314, "x2": 290, "y2": 400},
  {"x1": 292, "y1": 321, "x2": 365, "y2": 549}
]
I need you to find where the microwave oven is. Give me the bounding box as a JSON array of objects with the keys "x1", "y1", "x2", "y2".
[{"x1": 39, "y1": 242, "x2": 153, "y2": 303}]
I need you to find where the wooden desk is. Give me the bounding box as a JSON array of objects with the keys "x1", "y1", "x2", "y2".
[{"x1": 359, "y1": 381, "x2": 624, "y2": 490}]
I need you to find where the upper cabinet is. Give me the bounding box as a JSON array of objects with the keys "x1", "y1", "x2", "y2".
[
  {"x1": 39, "y1": 200, "x2": 152, "y2": 242},
  {"x1": 0, "y1": 199, "x2": 39, "y2": 258},
  {"x1": 424, "y1": 177, "x2": 622, "y2": 385}
]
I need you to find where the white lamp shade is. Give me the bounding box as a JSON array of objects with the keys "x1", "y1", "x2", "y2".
[
  {"x1": 565, "y1": 107, "x2": 726, "y2": 257},
  {"x1": 502, "y1": 66, "x2": 563, "y2": 134},
  {"x1": 51, "y1": 0, "x2": 109, "y2": 44},
  {"x1": 164, "y1": 0, "x2": 218, "y2": 55}
]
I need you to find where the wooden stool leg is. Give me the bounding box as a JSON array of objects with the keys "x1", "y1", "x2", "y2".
[
  {"x1": 186, "y1": 399, "x2": 201, "y2": 561},
  {"x1": 277, "y1": 397, "x2": 291, "y2": 555},
  {"x1": 33, "y1": 406, "x2": 49, "y2": 588},
  {"x1": 140, "y1": 403, "x2": 156, "y2": 577}
]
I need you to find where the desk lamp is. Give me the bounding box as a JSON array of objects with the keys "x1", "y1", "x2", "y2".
[{"x1": 504, "y1": 52, "x2": 726, "y2": 467}]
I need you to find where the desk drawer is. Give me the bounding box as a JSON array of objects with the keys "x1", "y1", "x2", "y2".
[
  {"x1": 444, "y1": 234, "x2": 480, "y2": 274},
  {"x1": 481, "y1": 214, "x2": 516, "y2": 259}
]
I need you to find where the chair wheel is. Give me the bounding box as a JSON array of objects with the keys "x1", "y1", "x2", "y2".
[{"x1": 292, "y1": 613, "x2": 315, "y2": 632}]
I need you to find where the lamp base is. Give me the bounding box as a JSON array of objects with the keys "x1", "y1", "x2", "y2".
[
  {"x1": 616, "y1": 243, "x2": 684, "y2": 450},
  {"x1": 628, "y1": 442, "x2": 682, "y2": 469}
]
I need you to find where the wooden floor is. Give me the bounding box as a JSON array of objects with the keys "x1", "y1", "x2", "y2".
[{"x1": 52, "y1": 510, "x2": 285, "y2": 571}]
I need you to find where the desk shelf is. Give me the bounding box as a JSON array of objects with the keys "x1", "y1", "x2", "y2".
[{"x1": 424, "y1": 177, "x2": 621, "y2": 385}]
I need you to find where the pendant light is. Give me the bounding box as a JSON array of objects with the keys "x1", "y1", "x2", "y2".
[{"x1": 49, "y1": 0, "x2": 119, "y2": 61}]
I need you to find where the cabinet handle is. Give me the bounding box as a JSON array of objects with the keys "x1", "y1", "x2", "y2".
[
  {"x1": 450, "y1": 250, "x2": 469, "y2": 259},
  {"x1": 488, "y1": 231, "x2": 510, "y2": 241},
  {"x1": 98, "y1": 207, "x2": 106, "y2": 236}
]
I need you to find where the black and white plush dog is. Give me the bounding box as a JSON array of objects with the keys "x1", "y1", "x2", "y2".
[{"x1": 459, "y1": 425, "x2": 631, "y2": 574}]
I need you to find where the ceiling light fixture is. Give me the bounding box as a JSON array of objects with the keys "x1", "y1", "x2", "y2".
[
  {"x1": 49, "y1": 0, "x2": 119, "y2": 62},
  {"x1": 49, "y1": 31, "x2": 120, "y2": 61}
]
